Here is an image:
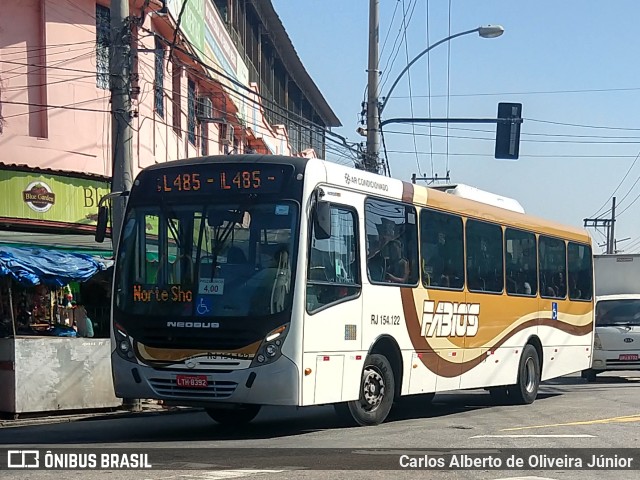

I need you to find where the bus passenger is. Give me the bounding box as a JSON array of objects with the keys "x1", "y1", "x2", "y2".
[
  {"x1": 425, "y1": 232, "x2": 449, "y2": 287},
  {"x1": 385, "y1": 240, "x2": 410, "y2": 284}
]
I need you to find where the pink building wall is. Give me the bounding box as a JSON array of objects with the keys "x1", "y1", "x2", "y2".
[{"x1": 0, "y1": 0, "x2": 292, "y2": 180}]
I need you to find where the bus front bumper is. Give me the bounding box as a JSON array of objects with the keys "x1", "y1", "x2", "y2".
[
  {"x1": 112, "y1": 353, "x2": 300, "y2": 407},
  {"x1": 592, "y1": 350, "x2": 640, "y2": 372}
]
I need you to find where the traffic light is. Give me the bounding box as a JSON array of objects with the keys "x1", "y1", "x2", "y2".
[{"x1": 495, "y1": 102, "x2": 522, "y2": 160}]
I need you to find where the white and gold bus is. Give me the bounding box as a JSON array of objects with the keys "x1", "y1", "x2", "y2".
[{"x1": 100, "y1": 155, "x2": 594, "y2": 426}]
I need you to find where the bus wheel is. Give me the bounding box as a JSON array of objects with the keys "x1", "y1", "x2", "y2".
[
  {"x1": 335, "y1": 354, "x2": 395, "y2": 426},
  {"x1": 509, "y1": 344, "x2": 541, "y2": 405},
  {"x1": 205, "y1": 405, "x2": 261, "y2": 425}
]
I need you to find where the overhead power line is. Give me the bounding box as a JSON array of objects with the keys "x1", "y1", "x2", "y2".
[
  {"x1": 589, "y1": 150, "x2": 640, "y2": 218},
  {"x1": 527, "y1": 117, "x2": 640, "y2": 131}
]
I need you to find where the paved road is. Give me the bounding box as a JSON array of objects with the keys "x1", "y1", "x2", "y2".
[{"x1": 1, "y1": 372, "x2": 639, "y2": 479}]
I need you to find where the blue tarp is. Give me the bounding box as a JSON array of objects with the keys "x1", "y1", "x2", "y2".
[{"x1": 0, "y1": 246, "x2": 108, "y2": 287}]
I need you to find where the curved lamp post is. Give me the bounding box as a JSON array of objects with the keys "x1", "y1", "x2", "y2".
[
  {"x1": 379, "y1": 25, "x2": 504, "y2": 114},
  {"x1": 364, "y1": 24, "x2": 504, "y2": 173}
]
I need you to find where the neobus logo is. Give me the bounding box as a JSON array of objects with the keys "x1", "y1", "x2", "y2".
[
  {"x1": 166, "y1": 322, "x2": 220, "y2": 328},
  {"x1": 421, "y1": 300, "x2": 480, "y2": 338}
]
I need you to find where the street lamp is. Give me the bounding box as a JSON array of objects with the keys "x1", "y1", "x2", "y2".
[
  {"x1": 364, "y1": 21, "x2": 504, "y2": 174},
  {"x1": 380, "y1": 25, "x2": 504, "y2": 114}
]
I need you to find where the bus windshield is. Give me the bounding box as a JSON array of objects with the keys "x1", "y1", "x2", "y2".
[{"x1": 115, "y1": 200, "x2": 298, "y2": 318}]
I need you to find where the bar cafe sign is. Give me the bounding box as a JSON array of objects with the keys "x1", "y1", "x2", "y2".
[
  {"x1": 1, "y1": 169, "x2": 110, "y2": 227},
  {"x1": 23, "y1": 181, "x2": 55, "y2": 212}
]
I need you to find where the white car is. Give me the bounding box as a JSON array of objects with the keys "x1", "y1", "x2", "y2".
[{"x1": 583, "y1": 294, "x2": 640, "y2": 381}]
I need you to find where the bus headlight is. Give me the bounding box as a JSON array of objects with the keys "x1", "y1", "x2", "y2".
[
  {"x1": 114, "y1": 324, "x2": 136, "y2": 363},
  {"x1": 250, "y1": 324, "x2": 289, "y2": 367},
  {"x1": 265, "y1": 344, "x2": 278, "y2": 358}
]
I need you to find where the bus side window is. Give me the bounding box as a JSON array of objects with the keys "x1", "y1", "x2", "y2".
[
  {"x1": 364, "y1": 199, "x2": 419, "y2": 286},
  {"x1": 420, "y1": 209, "x2": 464, "y2": 290},
  {"x1": 306, "y1": 206, "x2": 360, "y2": 313},
  {"x1": 539, "y1": 236, "x2": 567, "y2": 300},
  {"x1": 466, "y1": 220, "x2": 503, "y2": 293},
  {"x1": 568, "y1": 242, "x2": 592, "y2": 301},
  {"x1": 505, "y1": 228, "x2": 537, "y2": 297}
]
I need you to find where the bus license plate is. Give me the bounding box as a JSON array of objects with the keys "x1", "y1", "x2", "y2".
[
  {"x1": 175, "y1": 375, "x2": 208, "y2": 388},
  {"x1": 619, "y1": 354, "x2": 639, "y2": 361}
]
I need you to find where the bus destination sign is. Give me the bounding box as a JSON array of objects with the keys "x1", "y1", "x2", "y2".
[{"x1": 150, "y1": 164, "x2": 292, "y2": 195}]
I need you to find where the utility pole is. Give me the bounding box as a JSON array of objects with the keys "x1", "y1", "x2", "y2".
[
  {"x1": 608, "y1": 197, "x2": 616, "y2": 254},
  {"x1": 583, "y1": 196, "x2": 616, "y2": 255},
  {"x1": 365, "y1": 0, "x2": 380, "y2": 173},
  {"x1": 110, "y1": 0, "x2": 139, "y2": 412},
  {"x1": 110, "y1": 0, "x2": 133, "y2": 250}
]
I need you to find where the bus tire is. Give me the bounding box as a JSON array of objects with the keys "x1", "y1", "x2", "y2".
[
  {"x1": 335, "y1": 353, "x2": 395, "y2": 426},
  {"x1": 509, "y1": 344, "x2": 541, "y2": 405},
  {"x1": 205, "y1": 405, "x2": 261, "y2": 425}
]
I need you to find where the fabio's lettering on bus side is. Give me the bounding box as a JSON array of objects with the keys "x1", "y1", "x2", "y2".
[
  {"x1": 421, "y1": 300, "x2": 480, "y2": 337},
  {"x1": 132, "y1": 284, "x2": 193, "y2": 303}
]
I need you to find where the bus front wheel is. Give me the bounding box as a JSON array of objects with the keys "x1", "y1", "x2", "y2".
[
  {"x1": 335, "y1": 353, "x2": 395, "y2": 426},
  {"x1": 509, "y1": 344, "x2": 541, "y2": 405},
  {"x1": 205, "y1": 404, "x2": 261, "y2": 425}
]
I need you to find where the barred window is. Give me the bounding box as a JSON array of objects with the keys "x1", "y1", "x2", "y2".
[
  {"x1": 187, "y1": 79, "x2": 197, "y2": 145},
  {"x1": 171, "y1": 61, "x2": 181, "y2": 134},
  {"x1": 154, "y1": 37, "x2": 164, "y2": 118},
  {"x1": 96, "y1": 5, "x2": 110, "y2": 90}
]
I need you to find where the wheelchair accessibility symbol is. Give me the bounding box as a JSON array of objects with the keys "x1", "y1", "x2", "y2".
[{"x1": 196, "y1": 297, "x2": 213, "y2": 316}]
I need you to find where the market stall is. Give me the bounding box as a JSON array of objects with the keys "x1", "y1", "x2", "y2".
[{"x1": 0, "y1": 246, "x2": 121, "y2": 416}]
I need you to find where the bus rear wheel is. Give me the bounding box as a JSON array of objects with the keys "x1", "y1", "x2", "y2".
[
  {"x1": 205, "y1": 404, "x2": 261, "y2": 425},
  {"x1": 335, "y1": 354, "x2": 395, "y2": 426},
  {"x1": 509, "y1": 344, "x2": 541, "y2": 405}
]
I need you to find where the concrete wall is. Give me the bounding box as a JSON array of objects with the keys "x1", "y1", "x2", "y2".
[{"x1": 12, "y1": 337, "x2": 121, "y2": 413}]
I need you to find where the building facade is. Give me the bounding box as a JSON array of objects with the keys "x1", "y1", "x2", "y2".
[
  {"x1": 0, "y1": 0, "x2": 340, "y2": 372},
  {"x1": 0, "y1": 0, "x2": 340, "y2": 248}
]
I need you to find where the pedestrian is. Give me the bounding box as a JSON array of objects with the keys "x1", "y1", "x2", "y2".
[{"x1": 74, "y1": 302, "x2": 94, "y2": 338}]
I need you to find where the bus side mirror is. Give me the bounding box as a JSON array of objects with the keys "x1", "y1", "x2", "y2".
[
  {"x1": 95, "y1": 206, "x2": 109, "y2": 243},
  {"x1": 314, "y1": 201, "x2": 331, "y2": 240}
]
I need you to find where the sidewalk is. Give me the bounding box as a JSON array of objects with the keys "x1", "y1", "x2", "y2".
[{"x1": 0, "y1": 400, "x2": 199, "y2": 428}]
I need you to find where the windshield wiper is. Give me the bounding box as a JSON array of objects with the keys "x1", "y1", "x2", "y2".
[{"x1": 160, "y1": 204, "x2": 181, "y2": 250}]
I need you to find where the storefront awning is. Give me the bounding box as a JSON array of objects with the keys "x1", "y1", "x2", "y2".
[{"x1": 0, "y1": 246, "x2": 110, "y2": 287}]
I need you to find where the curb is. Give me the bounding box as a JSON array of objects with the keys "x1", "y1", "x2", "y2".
[{"x1": 0, "y1": 407, "x2": 201, "y2": 429}]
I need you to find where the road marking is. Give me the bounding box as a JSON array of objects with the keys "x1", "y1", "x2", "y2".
[
  {"x1": 190, "y1": 472, "x2": 283, "y2": 480},
  {"x1": 493, "y1": 477, "x2": 558, "y2": 480},
  {"x1": 470, "y1": 434, "x2": 595, "y2": 438},
  {"x1": 145, "y1": 470, "x2": 283, "y2": 480},
  {"x1": 501, "y1": 413, "x2": 640, "y2": 431}
]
